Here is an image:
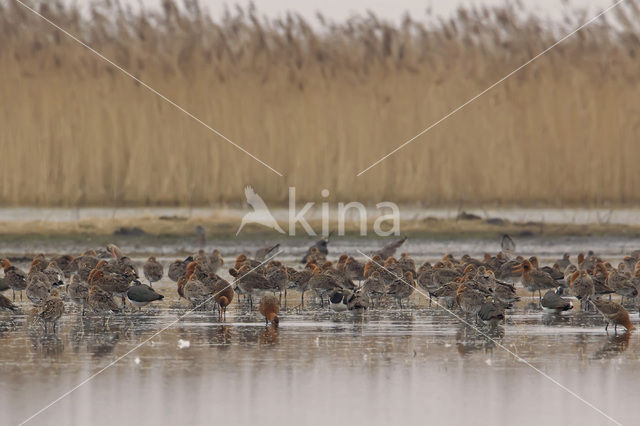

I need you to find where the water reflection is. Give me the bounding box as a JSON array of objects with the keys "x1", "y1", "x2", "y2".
[
  {"x1": 2, "y1": 301, "x2": 640, "y2": 425},
  {"x1": 593, "y1": 332, "x2": 631, "y2": 359}
]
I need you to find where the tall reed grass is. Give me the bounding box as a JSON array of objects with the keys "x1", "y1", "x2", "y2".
[{"x1": 1, "y1": 0, "x2": 640, "y2": 207}]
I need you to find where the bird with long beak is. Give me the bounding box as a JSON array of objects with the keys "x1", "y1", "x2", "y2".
[{"x1": 512, "y1": 259, "x2": 558, "y2": 305}]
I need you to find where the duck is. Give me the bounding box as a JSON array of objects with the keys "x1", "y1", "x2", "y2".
[
  {"x1": 143, "y1": 257, "x2": 163, "y2": 288},
  {"x1": 1, "y1": 259, "x2": 27, "y2": 301},
  {"x1": 39, "y1": 289, "x2": 64, "y2": 333},
  {"x1": 591, "y1": 299, "x2": 634, "y2": 334},
  {"x1": 126, "y1": 280, "x2": 164, "y2": 311},
  {"x1": 541, "y1": 288, "x2": 573, "y2": 313},
  {"x1": 258, "y1": 294, "x2": 280, "y2": 326}
]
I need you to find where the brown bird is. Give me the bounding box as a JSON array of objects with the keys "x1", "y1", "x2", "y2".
[
  {"x1": 301, "y1": 238, "x2": 329, "y2": 264},
  {"x1": 308, "y1": 265, "x2": 342, "y2": 307},
  {"x1": 456, "y1": 281, "x2": 489, "y2": 320},
  {"x1": 569, "y1": 270, "x2": 594, "y2": 311},
  {"x1": 39, "y1": 289, "x2": 65, "y2": 333},
  {"x1": 43, "y1": 261, "x2": 65, "y2": 286},
  {"x1": 259, "y1": 295, "x2": 280, "y2": 326},
  {"x1": 88, "y1": 268, "x2": 134, "y2": 307},
  {"x1": 0, "y1": 293, "x2": 18, "y2": 313},
  {"x1": 266, "y1": 265, "x2": 289, "y2": 304},
  {"x1": 512, "y1": 259, "x2": 559, "y2": 304},
  {"x1": 591, "y1": 299, "x2": 634, "y2": 334},
  {"x1": 361, "y1": 271, "x2": 387, "y2": 307},
  {"x1": 255, "y1": 244, "x2": 280, "y2": 262},
  {"x1": 344, "y1": 257, "x2": 365, "y2": 281},
  {"x1": 143, "y1": 257, "x2": 163, "y2": 288},
  {"x1": 68, "y1": 275, "x2": 89, "y2": 315},
  {"x1": 431, "y1": 281, "x2": 461, "y2": 309},
  {"x1": 168, "y1": 256, "x2": 193, "y2": 282},
  {"x1": 182, "y1": 276, "x2": 211, "y2": 308},
  {"x1": 212, "y1": 277, "x2": 234, "y2": 319},
  {"x1": 288, "y1": 266, "x2": 314, "y2": 307},
  {"x1": 50, "y1": 254, "x2": 75, "y2": 277},
  {"x1": 372, "y1": 236, "x2": 407, "y2": 260},
  {"x1": 478, "y1": 300, "x2": 506, "y2": 328},
  {"x1": 87, "y1": 285, "x2": 120, "y2": 326},
  {"x1": 387, "y1": 271, "x2": 415, "y2": 308},
  {"x1": 206, "y1": 249, "x2": 225, "y2": 274},
  {"x1": 232, "y1": 264, "x2": 272, "y2": 310},
  {"x1": 1, "y1": 259, "x2": 27, "y2": 301},
  {"x1": 26, "y1": 277, "x2": 50, "y2": 306}
]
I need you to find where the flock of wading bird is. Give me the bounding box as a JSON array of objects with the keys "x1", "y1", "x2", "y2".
[{"x1": 0, "y1": 235, "x2": 638, "y2": 334}]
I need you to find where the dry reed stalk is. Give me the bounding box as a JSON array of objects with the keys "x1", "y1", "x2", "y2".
[{"x1": 0, "y1": 1, "x2": 639, "y2": 207}]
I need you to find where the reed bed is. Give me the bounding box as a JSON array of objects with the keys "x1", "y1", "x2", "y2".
[{"x1": 1, "y1": 0, "x2": 640, "y2": 207}]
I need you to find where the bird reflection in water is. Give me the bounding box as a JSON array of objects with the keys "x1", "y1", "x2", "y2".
[
  {"x1": 29, "y1": 331, "x2": 64, "y2": 359},
  {"x1": 259, "y1": 325, "x2": 279, "y2": 345},
  {"x1": 593, "y1": 331, "x2": 631, "y2": 359},
  {"x1": 455, "y1": 324, "x2": 503, "y2": 357}
]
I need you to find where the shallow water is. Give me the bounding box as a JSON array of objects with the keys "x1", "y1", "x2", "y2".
[{"x1": 2, "y1": 239, "x2": 640, "y2": 426}]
